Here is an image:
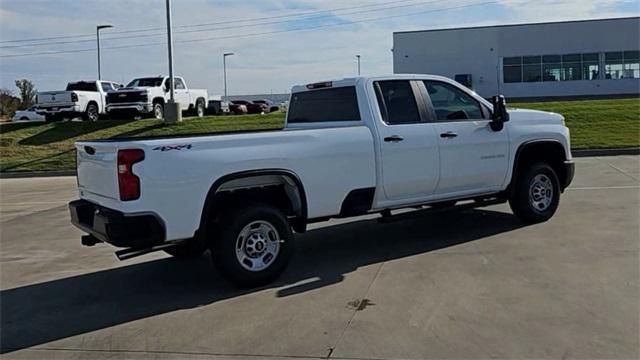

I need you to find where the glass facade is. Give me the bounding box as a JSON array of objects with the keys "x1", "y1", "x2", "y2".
[{"x1": 503, "y1": 50, "x2": 639, "y2": 83}]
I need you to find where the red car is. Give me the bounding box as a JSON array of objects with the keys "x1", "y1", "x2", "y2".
[
  {"x1": 229, "y1": 101, "x2": 248, "y2": 115},
  {"x1": 232, "y1": 100, "x2": 268, "y2": 114}
]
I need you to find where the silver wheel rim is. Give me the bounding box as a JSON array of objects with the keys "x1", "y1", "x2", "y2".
[
  {"x1": 235, "y1": 220, "x2": 280, "y2": 272},
  {"x1": 154, "y1": 105, "x2": 163, "y2": 119},
  {"x1": 88, "y1": 105, "x2": 98, "y2": 121},
  {"x1": 197, "y1": 103, "x2": 204, "y2": 117},
  {"x1": 529, "y1": 174, "x2": 554, "y2": 212}
]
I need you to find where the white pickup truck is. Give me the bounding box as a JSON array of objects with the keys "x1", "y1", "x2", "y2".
[
  {"x1": 69, "y1": 75, "x2": 574, "y2": 287},
  {"x1": 35, "y1": 80, "x2": 122, "y2": 122},
  {"x1": 106, "y1": 76, "x2": 208, "y2": 119}
]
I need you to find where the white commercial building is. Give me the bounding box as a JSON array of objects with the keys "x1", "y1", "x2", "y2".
[{"x1": 393, "y1": 17, "x2": 640, "y2": 99}]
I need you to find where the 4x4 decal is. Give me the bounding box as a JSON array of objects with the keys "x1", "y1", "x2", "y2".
[{"x1": 152, "y1": 144, "x2": 192, "y2": 152}]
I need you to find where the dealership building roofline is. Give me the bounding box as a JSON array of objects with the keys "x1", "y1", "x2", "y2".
[{"x1": 393, "y1": 16, "x2": 640, "y2": 35}]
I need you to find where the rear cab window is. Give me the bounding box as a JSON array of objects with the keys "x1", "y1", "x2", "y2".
[
  {"x1": 287, "y1": 86, "x2": 361, "y2": 124},
  {"x1": 66, "y1": 82, "x2": 98, "y2": 92}
]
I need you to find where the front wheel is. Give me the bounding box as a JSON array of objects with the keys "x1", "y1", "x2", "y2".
[
  {"x1": 210, "y1": 203, "x2": 293, "y2": 288},
  {"x1": 153, "y1": 103, "x2": 164, "y2": 120},
  {"x1": 509, "y1": 163, "x2": 560, "y2": 223}
]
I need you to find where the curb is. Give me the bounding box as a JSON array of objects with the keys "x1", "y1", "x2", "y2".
[
  {"x1": 1, "y1": 148, "x2": 638, "y2": 179},
  {"x1": 572, "y1": 147, "x2": 640, "y2": 157},
  {"x1": 0, "y1": 170, "x2": 76, "y2": 179}
]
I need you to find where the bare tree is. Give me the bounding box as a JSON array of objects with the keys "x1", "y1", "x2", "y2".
[
  {"x1": 0, "y1": 88, "x2": 20, "y2": 119},
  {"x1": 15, "y1": 79, "x2": 37, "y2": 109}
]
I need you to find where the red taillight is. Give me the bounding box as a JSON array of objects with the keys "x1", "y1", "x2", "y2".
[
  {"x1": 117, "y1": 149, "x2": 145, "y2": 201},
  {"x1": 71, "y1": 92, "x2": 78, "y2": 102}
]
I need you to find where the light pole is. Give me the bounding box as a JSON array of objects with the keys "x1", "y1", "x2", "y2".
[
  {"x1": 164, "y1": 0, "x2": 180, "y2": 122},
  {"x1": 223, "y1": 52, "x2": 235, "y2": 101},
  {"x1": 356, "y1": 55, "x2": 361, "y2": 76},
  {"x1": 96, "y1": 24, "x2": 113, "y2": 80}
]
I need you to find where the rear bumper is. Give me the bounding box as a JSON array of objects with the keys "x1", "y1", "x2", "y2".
[
  {"x1": 69, "y1": 199, "x2": 165, "y2": 248},
  {"x1": 563, "y1": 160, "x2": 575, "y2": 190},
  {"x1": 36, "y1": 104, "x2": 81, "y2": 114}
]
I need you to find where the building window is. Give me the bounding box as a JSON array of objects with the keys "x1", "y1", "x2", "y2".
[
  {"x1": 605, "y1": 52, "x2": 624, "y2": 79},
  {"x1": 581, "y1": 53, "x2": 599, "y2": 80},
  {"x1": 503, "y1": 57, "x2": 522, "y2": 83},
  {"x1": 623, "y1": 50, "x2": 639, "y2": 79},
  {"x1": 522, "y1": 56, "x2": 542, "y2": 82},
  {"x1": 543, "y1": 55, "x2": 561, "y2": 81},
  {"x1": 562, "y1": 54, "x2": 582, "y2": 80}
]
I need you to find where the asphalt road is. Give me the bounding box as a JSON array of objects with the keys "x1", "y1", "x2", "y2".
[{"x1": 1, "y1": 156, "x2": 638, "y2": 360}]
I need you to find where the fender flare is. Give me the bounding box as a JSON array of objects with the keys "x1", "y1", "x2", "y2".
[
  {"x1": 508, "y1": 139, "x2": 569, "y2": 192},
  {"x1": 198, "y1": 169, "x2": 308, "y2": 235}
]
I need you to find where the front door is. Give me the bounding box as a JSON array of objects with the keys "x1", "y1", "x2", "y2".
[
  {"x1": 374, "y1": 80, "x2": 440, "y2": 200},
  {"x1": 422, "y1": 80, "x2": 509, "y2": 195}
]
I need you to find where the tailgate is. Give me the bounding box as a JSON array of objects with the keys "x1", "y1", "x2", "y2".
[
  {"x1": 76, "y1": 142, "x2": 120, "y2": 200},
  {"x1": 38, "y1": 91, "x2": 73, "y2": 105}
]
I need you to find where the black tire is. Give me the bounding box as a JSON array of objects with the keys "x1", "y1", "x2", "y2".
[
  {"x1": 194, "y1": 99, "x2": 205, "y2": 118},
  {"x1": 82, "y1": 103, "x2": 99, "y2": 121},
  {"x1": 45, "y1": 114, "x2": 62, "y2": 123},
  {"x1": 509, "y1": 162, "x2": 560, "y2": 223},
  {"x1": 210, "y1": 203, "x2": 293, "y2": 288},
  {"x1": 153, "y1": 102, "x2": 164, "y2": 120},
  {"x1": 164, "y1": 239, "x2": 207, "y2": 258},
  {"x1": 20, "y1": 117, "x2": 29, "y2": 120}
]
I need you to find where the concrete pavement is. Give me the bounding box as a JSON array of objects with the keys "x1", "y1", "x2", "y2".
[{"x1": 1, "y1": 156, "x2": 638, "y2": 359}]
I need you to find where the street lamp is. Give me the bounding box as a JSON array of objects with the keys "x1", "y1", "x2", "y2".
[
  {"x1": 96, "y1": 24, "x2": 113, "y2": 80},
  {"x1": 356, "y1": 54, "x2": 361, "y2": 76},
  {"x1": 164, "y1": 0, "x2": 180, "y2": 123},
  {"x1": 223, "y1": 52, "x2": 235, "y2": 101}
]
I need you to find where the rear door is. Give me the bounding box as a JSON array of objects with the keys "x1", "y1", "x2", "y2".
[
  {"x1": 374, "y1": 80, "x2": 440, "y2": 200},
  {"x1": 420, "y1": 80, "x2": 509, "y2": 195},
  {"x1": 174, "y1": 78, "x2": 191, "y2": 110}
]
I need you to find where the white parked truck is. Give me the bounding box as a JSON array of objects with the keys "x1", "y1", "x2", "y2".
[
  {"x1": 106, "y1": 76, "x2": 208, "y2": 119},
  {"x1": 35, "y1": 80, "x2": 121, "y2": 122},
  {"x1": 69, "y1": 75, "x2": 574, "y2": 287}
]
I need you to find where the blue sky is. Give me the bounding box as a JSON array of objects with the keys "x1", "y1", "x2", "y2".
[{"x1": 1, "y1": 0, "x2": 638, "y2": 96}]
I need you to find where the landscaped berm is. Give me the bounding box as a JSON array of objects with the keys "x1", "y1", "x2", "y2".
[{"x1": 1, "y1": 98, "x2": 639, "y2": 173}]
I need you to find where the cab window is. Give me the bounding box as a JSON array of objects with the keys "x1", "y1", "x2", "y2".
[
  {"x1": 374, "y1": 80, "x2": 421, "y2": 125},
  {"x1": 423, "y1": 81, "x2": 485, "y2": 121}
]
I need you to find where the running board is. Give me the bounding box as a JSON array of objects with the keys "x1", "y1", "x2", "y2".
[
  {"x1": 378, "y1": 198, "x2": 507, "y2": 224},
  {"x1": 115, "y1": 240, "x2": 188, "y2": 261}
]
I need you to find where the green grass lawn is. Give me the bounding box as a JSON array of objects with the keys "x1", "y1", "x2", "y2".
[
  {"x1": 510, "y1": 98, "x2": 639, "y2": 150},
  {"x1": 1, "y1": 98, "x2": 638, "y2": 173}
]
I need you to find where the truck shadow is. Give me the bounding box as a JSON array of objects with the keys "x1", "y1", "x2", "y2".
[{"x1": 0, "y1": 208, "x2": 524, "y2": 353}]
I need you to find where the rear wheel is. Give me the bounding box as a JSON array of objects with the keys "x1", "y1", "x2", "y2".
[
  {"x1": 194, "y1": 99, "x2": 205, "y2": 118},
  {"x1": 509, "y1": 162, "x2": 560, "y2": 223},
  {"x1": 153, "y1": 103, "x2": 164, "y2": 120},
  {"x1": 210, "y1": 203, "x2": 293, "y2": 288},
  {"x1": 83, "y1": 103, "x2": 99, "y2": 121}
]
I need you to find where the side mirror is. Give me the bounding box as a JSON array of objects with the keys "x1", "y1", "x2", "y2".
[{"x1": 490, "y1": 95, "x2": 509, "y2": 131}]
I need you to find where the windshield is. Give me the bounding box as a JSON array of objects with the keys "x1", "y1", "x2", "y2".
[
  {"x1": 66, "y1": 82, "x2": 97, "y2": 92},
  {"x1": 126, "y1": 77, "x2": 164, "y2": 87}
]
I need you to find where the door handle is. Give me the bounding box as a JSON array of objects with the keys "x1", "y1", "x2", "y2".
[
  {"x1": 384, "y1": 135, "x2": 404, "y2": 142},
  {"x1": 440, "y1": 131, "x2": 458, "y2": 139}
]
